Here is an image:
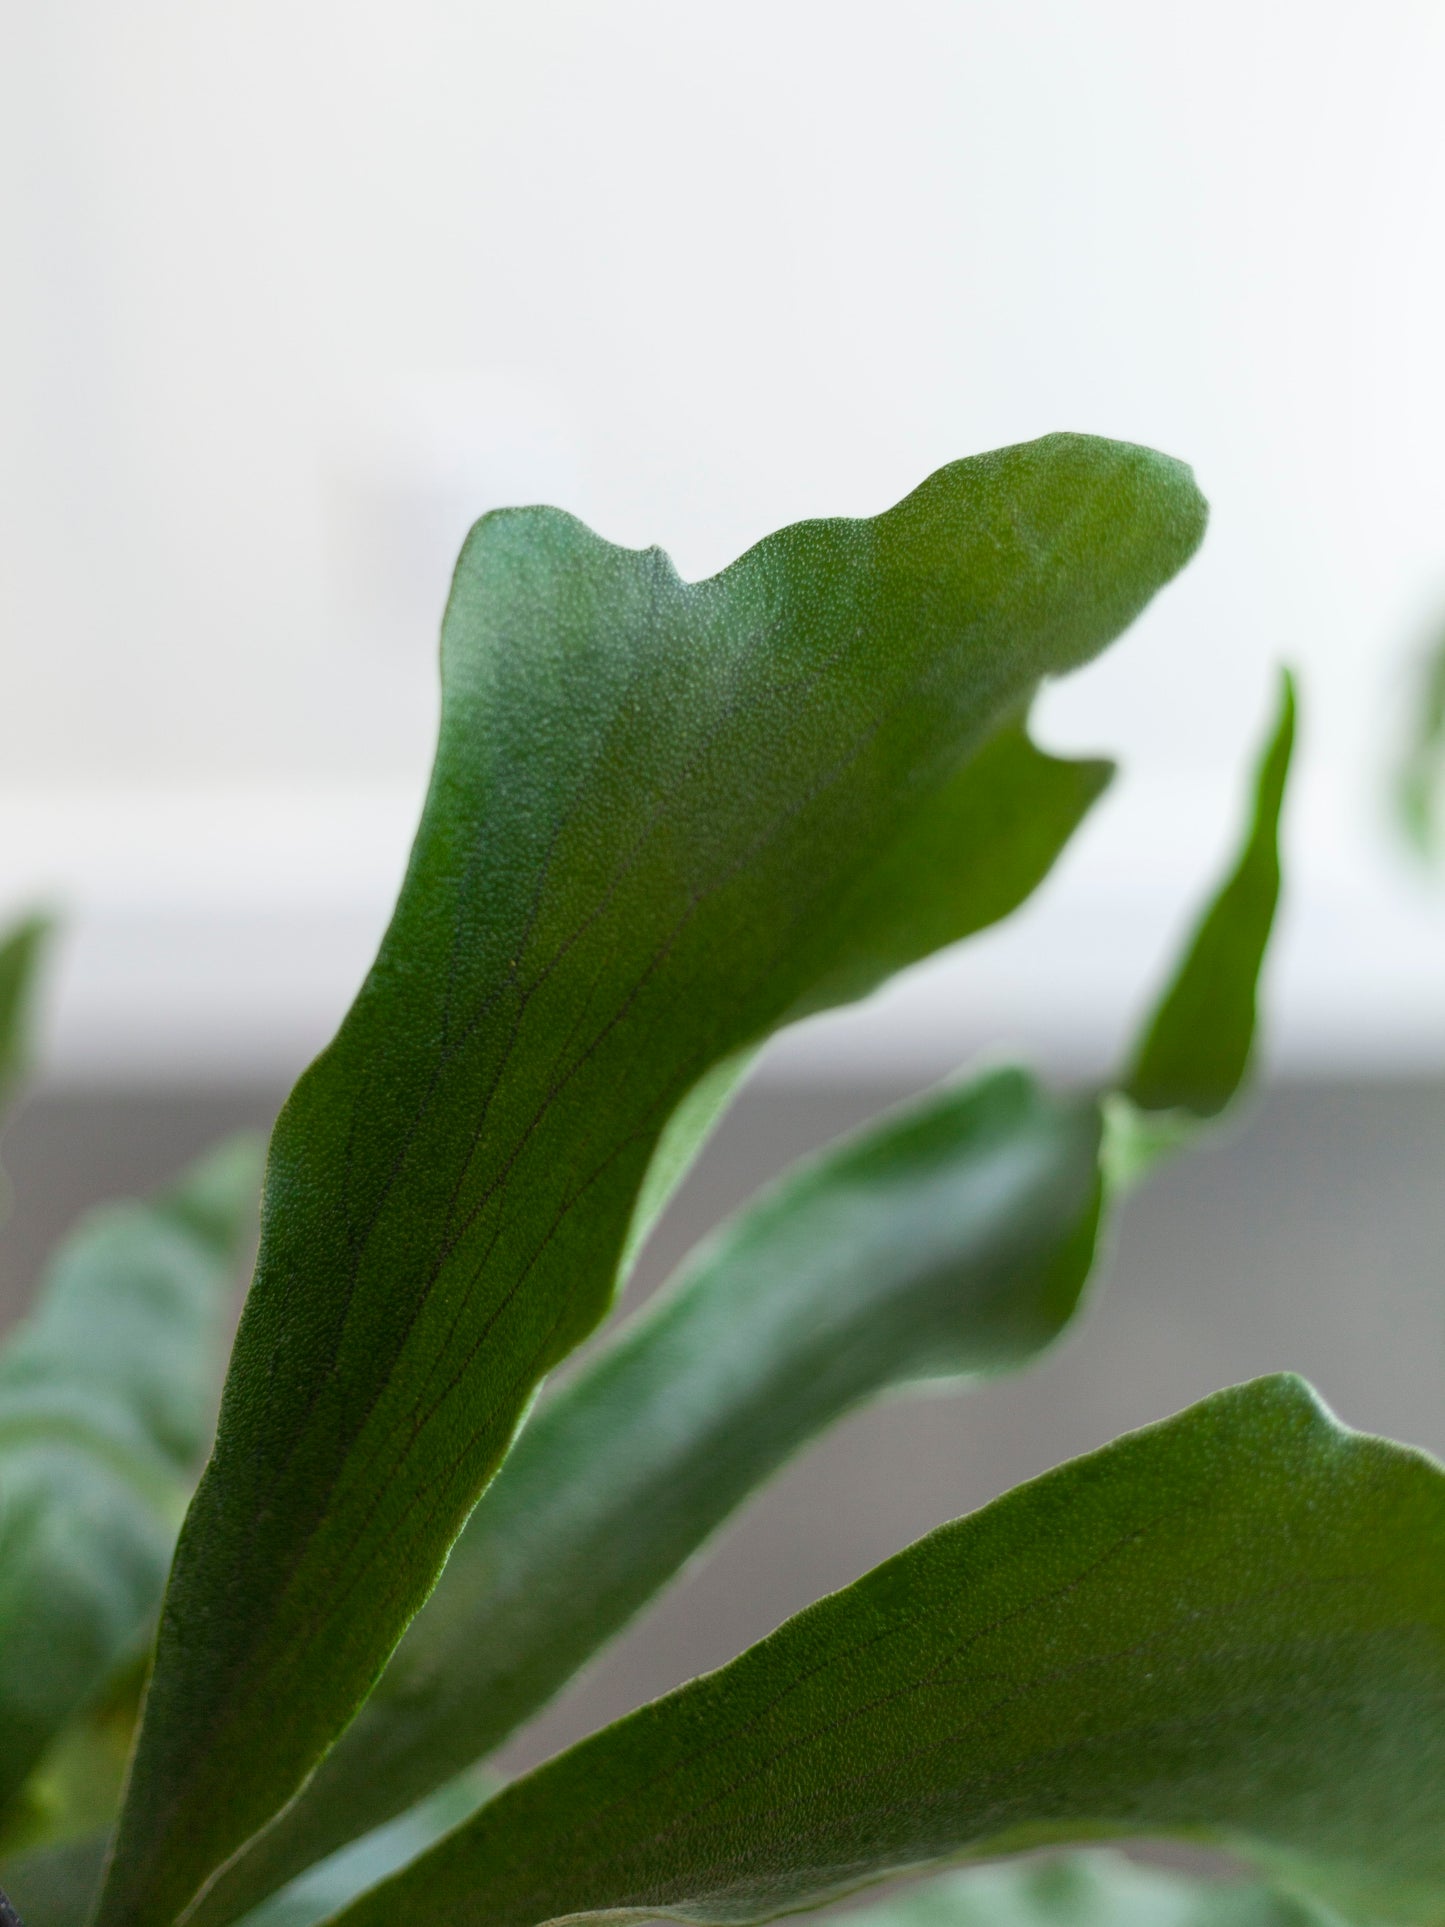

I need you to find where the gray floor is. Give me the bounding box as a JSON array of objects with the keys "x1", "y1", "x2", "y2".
[{"x1": 3, "y1": 1076, "x2": 1444, "y2": 1857}]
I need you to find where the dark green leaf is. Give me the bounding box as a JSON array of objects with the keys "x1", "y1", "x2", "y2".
[
  {"x1": 97, "y1": 435, "x2": 1204, "y2": 1927},
  {"x1": 621, "y1": 717, "x2": 1111, "y2": 1274},
  {"x1": 777, "y1": 715, "x2": 1111, "y2": 1023},
  {"x1": 1123, "y1": 670, "x2": 1294, "y2": 1120},
  {"x1": 833, "y1": 1852, "x2": 1346, "y2": 1927},
  {"x1": 0, "y1": 1138, "x2": 261, "y2": 1822},
  {"x1": 195, "y1": 656, "x2": 1291, "y2": 1927},
  {"x1": 190, "y1": 1069, "x2": 1104, "y2": 1926},
  {"x1": 327, "y1": 1376, "x2": 1445, "y2": 1927}
]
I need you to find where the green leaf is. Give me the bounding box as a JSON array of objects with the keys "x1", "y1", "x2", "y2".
[
  {"x1": 620, "y1": 713, "x2": 1111, "y2": 1276},
  {"x1": 834, "y1": 1852, "x2": 1347, "y2": 1926},
  {"x1": 0, "y1": 915, "x2": 49, "y2": 1126},
  {"x1": 0, "y1": 1138, "x2": 262, "y2": 1824},
  {"x1": 192, "y1": 655, "x2": 1291, "y2": 1927},
  {"x1": 201, "y1": 694, "x2": 1287, "y2": 1927},
  {"x1": 1103, "y1": 669, "x2": 1294, "y2": 1195},
  {"x1": 325, "y1": 1376, "x2": 1445, "y2": 1927},
  {"x1": 186, "y1": 716, "x2": 1121, "y2": 1926},
  {"x1": 1123, "y1": 670, "x2": 1294, "y2": 1121},
  {"x1": 97, "y1": 435, "x2": 1204, "y2": 1927},
  {"x1": 188, "y1": 1068, "x2": 1104, "y2": 1927},
  {"x1": 776, "y1": 713, "x2": 1112, "y2": 1023}
]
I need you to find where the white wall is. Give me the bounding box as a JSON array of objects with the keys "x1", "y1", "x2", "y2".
[{"x1": 4, "y1": 1, "x2": 1445, "y2": 1080}]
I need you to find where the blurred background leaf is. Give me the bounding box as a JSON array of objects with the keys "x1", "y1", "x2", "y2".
[{"x1": 0, "y1": 1135, "x2": 262, "y2": 1834}]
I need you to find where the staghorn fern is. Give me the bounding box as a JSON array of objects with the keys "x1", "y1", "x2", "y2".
[{"x1": 2, "y1": 435, "x2": 1435, "y2": 1927}]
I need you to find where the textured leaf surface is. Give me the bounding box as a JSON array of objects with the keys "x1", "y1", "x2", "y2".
[
  {"x1": 833, "y1": 1852, "x2": 1345, "y2": 1927},
  {"x1": 97, "y1": 435, "x2": 1204, "y2": 1927},
  {"x1": 0, "y1": 1139, "x2": 261, "y2": 1820},
  {"x1": 328, "y1": 1377, "x2": 1445, "y2": 1927},
  {"x1": 194, "y1": 654, "x2": 1293, "y2": 1927},
  {"x1": 620, "y1": 713, "x2": 1109, "y2": 1272}
]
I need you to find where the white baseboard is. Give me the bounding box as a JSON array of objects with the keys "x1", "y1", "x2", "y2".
[{"x1": 4, "y1": 776, "x2": 1444, "y2": 1087}]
